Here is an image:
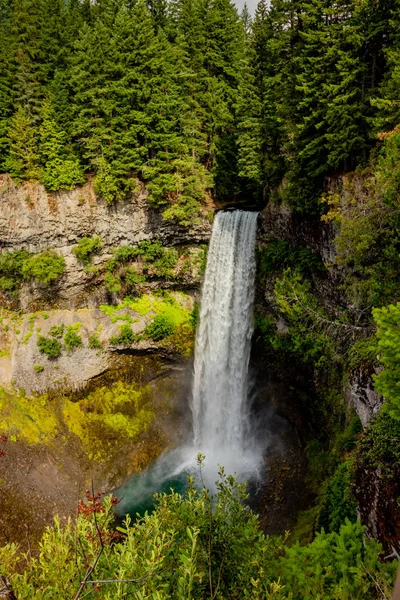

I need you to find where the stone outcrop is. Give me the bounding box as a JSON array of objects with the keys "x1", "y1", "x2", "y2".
[
  {"x1": 0, "y1": 175, "x2": 212, "y2": 310},
  {"x1": 345, "y1": 367, "x2": 383, "y2": 429}
]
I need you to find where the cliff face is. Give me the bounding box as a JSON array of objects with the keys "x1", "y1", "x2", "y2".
[
  {"x1": 0, "y1": 178, "x2": 212, "y2": 547},
  {"x1": 0, "y1": 176, "x2": 212, "y2": 393},
  {"x1": 0, "y1": 175, "x2": 212, "y2": 310}
]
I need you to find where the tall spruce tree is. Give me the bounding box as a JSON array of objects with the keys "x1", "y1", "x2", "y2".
[
  {"x1": 39, "y1": 99, "x2": 84, "y2": 191},
  {"x1": 0, "y1": 0, "x2": 14, "y2": 169}
]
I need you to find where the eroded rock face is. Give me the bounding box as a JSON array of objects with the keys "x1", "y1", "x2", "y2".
[
  {"x1": 0, "y1": 176, "x2": 212, "y2": 310},
  {"x1": 258, "y1": 202, "x2": 336, "y2": 265}
]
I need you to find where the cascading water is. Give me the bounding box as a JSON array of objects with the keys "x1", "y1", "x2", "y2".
[
  {"x1": 115, "y1": 210, "x2": 261, "y2": 515},
  {"x1": 190, "y1": 210, "x2": 260, "y2": 481}
]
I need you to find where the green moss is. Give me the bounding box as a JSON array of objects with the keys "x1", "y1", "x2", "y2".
[
  {"x1": 88, "y1": 334, "x2": 103, "y2": 349},
  {"x1": 62, "y1": 382, "x2": 154, "y2": 460},
  {"x1": 0, "y1": 390, "x2": 58, "y2": 444},
  {"x1": 110, "y1": 324, "x2": 139, "y2": 345},
  {"x1": 144, "y1": 313, "x2": 174, "y2": 341},
  {"x1": 34, "y1": 365, "x2": 44, "y2": 373}
]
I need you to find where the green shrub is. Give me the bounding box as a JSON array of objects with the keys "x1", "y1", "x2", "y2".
[
  {"x1": 37, "y1": 336, "x2": 62, "y2": 358},
  {"x1": 0, "y1": 466, "x2": 395, "y2": 600},
  {"x1": 88, "y1": 334, "x2": 103, "y2": 349},
  {"x1": 110, "y1": 324, "x2": 138, "y2": 344},
  {"x1": 33, "y1": 365, "x2": 44, "y2": 373},
  {"x1": 257, "y1": 240, "x2": 325, "y2": 280},
  {"x1": 357, "y1": 410, "x2": 400, "y2": 479},
  {"x1": 64, "y1": 324, "x2": 82, "y2": 352},
  {"x1": 144, "y1": 313, "x2": 175, "y2": 341},
  {"x1": 372, "y1": 303, "x2": 400, "y2": 419},
  {"x1": 0, "y1": 250, "x2": 31, "y2": 292},
  {"x1": 73, "y1": 236, "x2": 103, "y2": 264},
  {"x1": 22, "y1": 250, "x2": 65, "y2": 285},
  {"x1": 348, "y1": 337, "x2": 378, "y2": 370},
  {"x1": 48, "y1": 324, "x2": 64, "y2": 338}
]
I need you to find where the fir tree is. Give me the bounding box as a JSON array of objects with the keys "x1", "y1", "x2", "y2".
[
  {"x1": 5, "y1": 106, "x2": 39, "y2": 181},
  {"x1": 39, "y1": 99, "x2": 84, "y2": 191}
]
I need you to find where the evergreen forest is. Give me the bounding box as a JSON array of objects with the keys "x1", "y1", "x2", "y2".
[{"x1": 2, "y1": 0, "x2": 400, "y2": 219}]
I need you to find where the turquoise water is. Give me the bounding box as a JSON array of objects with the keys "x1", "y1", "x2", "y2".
[{"x1": 113, "y1": 449, "x2": 195, "y2": 519}]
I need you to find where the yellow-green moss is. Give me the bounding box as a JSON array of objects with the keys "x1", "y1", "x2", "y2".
[
  {"x1": 62, "y1": 382, "x2": 154, "y2": 460},
  {"x1": 0, "y1": 389, "x2": 58, "y2": 444}
]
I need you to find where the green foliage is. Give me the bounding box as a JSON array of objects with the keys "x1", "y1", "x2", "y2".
[
  {"x1": 37, "y1": 335, "x2": 62, "y2": 358},
  {"x1": 279, "y1": 519, "x2": 393, "y2": 600},
  {"x1": 144, "y1": 313, "x2": 174, "y2": 341},
  {"x1": 110, "y1": 324, "x2": 138, "y2": 345},
  {"x1": 39, "y1": 99, "x2": 84, "y2": 191},
  {"x1": 73, "y1": 236, "x2": 103, "y2": 264},
  {"x1": 348, "y1": 337, "x2": 379, "y2": 370},
  {"x1": 317, "y1": 461, "x2": 357, "y2": 534},
  {"x1": 88, "y1": 334, "x2": 103, "y2": 350},
  {"x1": 357, "y1": 410, "x2": 400, "y2": 480},
  {"x1": 0, "y1": 466, "x2": 395, "y2": 599},
  {"x1": 48, "y1": 324, "x2": 64, "y2": 338},
  {"x1": 372, "y1": 303, "x2": 400, "y2": 419},
  {"x1": 33, "y1": 365, "x2": 44, "y2": 373},
  {"x1": 64, "y1": 324, "x2": 82, "y2": 352},
  {"x1": 0, "y1": 250, "x2": 31, "y2": 292},
  {"x1": 257, "y1": 241, "x2": 325, "y2": 279},
  {"x1": 21, "y1": 250, "x2": 65, "y2": 285},
  {"x1": 4, "y1": 107, "x2": 39, "y2": 182},
  {"x1": 273, "y1": 269, "x2": 337, "y2": 368}
]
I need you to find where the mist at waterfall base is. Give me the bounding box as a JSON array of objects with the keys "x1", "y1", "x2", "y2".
[{"x1": 114, "y1": 210, "x2": 267, "y2": 519}]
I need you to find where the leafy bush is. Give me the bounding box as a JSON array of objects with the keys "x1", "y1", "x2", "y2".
[
  {"x1": 0, "y1": 464, "x2": 395, "y2": 599},
  {"x1": 144, "y1": 313, "x2": 174, "y2": 341},
  {"x1": 357, "y1": 410, "x2": 400, "y2": 479},
  {"x1": 110, "y1": 324, "x2": 137, "y2": 345},
  {"x1": 88, "y1": 334, "x2": 103, "y2": 349},
  {"x1": 48, "y1": 324, "x2": 64, "y2": 338},
  {"x1": 316, "y1": 461, "x2": 357, "y2": 533},
  {"x1": 348, "y1": 337, "x2": 379, "y2": 370},
  {"x1": 37, "y1": 336, "x2": 62, "y2": 358},
  {"x1": 372, "y1": 303, "x2": 400, "y2": 419},
  {"x1": 64, "y1": 324, "x2": 82, "y2": 352},
  {"x1": 0, "y1": 250, "x2": 31, "y2": 292},
  {"x1": 73, "y1": 236, "x2": 103, "y2": 264},
  {"x1": 22, "y1": 250, "x2": 65, "y2": 285}
]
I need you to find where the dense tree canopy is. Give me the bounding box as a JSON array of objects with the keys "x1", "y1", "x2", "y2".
[{"x1": 0, "y1": 0, "x2": 399, "y2": 218}]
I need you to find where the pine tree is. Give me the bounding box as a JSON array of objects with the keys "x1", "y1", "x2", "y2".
[
  {"x1": 0, "y1": 0, "x2": 14, "y2": 169},
  {"x1": 39, "y1": 99, "x2": 84, "y2": 191},
  {"x1": 10, "y1": 0, "x2": 45, "y2": 121},
  {"x1": 5, "y1": 106, "x2": 39, "y2": 181}
]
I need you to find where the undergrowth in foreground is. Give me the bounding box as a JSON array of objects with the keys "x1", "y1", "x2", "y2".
[{"x1": 0, "y1": 457, "x2": 395, "y2": 600}]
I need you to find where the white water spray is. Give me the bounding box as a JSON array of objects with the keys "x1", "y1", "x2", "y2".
[{"x1": 190, "y1": 210, "x2": 260, "y2": 481}]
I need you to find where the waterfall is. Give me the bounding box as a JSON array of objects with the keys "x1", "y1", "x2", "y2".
[
  {"x1": 190, "y1": 210, "x2": 260, "y2": 481},
  {"x1": 114, "y1": 210, "x2": 261, "y2": 515}
]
